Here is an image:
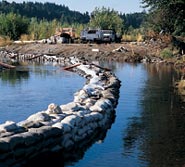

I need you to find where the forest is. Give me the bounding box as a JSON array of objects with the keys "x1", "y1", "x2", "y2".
[
  {"x1": 0, "y1": 0, "x2": 90, "y2": 23},
  {"x1": 0, "y1": 0, "x2": 184, "y2": 41}
]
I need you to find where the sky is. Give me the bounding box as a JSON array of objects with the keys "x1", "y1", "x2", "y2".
[{"x1": 6, "y1": 0, "x2": 144, "y2": 14}]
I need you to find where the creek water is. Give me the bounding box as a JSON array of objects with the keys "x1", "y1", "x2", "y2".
[{"x1": 0, "y1": 62, "x2": 185, "y2": 167}]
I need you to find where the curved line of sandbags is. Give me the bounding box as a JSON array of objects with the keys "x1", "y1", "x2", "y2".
[{"x1": 0, "y1": 56, "x2": 121, "y2": 167}]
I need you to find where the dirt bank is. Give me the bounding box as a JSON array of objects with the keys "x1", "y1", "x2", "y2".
[
  {"x1": 1, "y1": 41, "x2": 185, "y2": 73},
  {"x1": 2, "y1": 42, "x2": 166, "y2": 62}
]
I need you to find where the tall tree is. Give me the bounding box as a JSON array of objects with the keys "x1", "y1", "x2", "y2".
[
  {"x1": 142, "y1": 0, "x2": 185, "y2": 36},
  {"x1": 0, "y1": 13, "x2": 29, "y2": 40},
  {"x1": 89, "y1": 7, "x2": 123, "y2": 34}
]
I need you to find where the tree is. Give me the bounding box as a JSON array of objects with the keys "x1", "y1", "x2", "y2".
[
  {"x1": 120, "y1": 12, "x2": 147, "y2": 31},
  {"x1": 142, "y1": 0, "x2": 185, "y2": 36},
  {"x1": 0, "y1": 13, "x2": 29, "y2": 40},
  {"x1": 89, "y1": 7, "x2": 123, "y2": 34},
  {"x1": 28, "y1": 18, "x2": 57, "y2": 40}
]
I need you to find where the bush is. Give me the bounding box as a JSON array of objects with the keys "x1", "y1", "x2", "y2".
[
  {"x1": 160, "y1": 48, "x2": 173, "y2": 59},
  {"x1": 0, "y1": 13, "x2": 29, "y2": 40},
  {"x1": 0, "y1": 36, "x2": 12, "y2": 46},
  {"x1": 122, "y1": 33, "x2": 143, "y2": 42}
]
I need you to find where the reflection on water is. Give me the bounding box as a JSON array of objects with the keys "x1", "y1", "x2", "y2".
[
  {"x1": 25, "y1": 113, "x2": 116, "y2": 167},
  {"x1": 123, "y1": 63, "x2": 185, "y2": 167},
  {"x1": 0, "y1": 68, "x2": 29, "y2": 85},
  {"x1": 0, "y1": 62, "x2": 185, "y2": 167},
  {"x1": 0, "y1": 63, "x2": 85, "y2": 124}
]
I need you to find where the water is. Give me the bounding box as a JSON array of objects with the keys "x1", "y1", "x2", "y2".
[
  {"x1": 0, "y1": 63, "x2": 85, "y2": 123},
  {"x1": 0, "y1": 62, "x2": 185, "y2": 167}
]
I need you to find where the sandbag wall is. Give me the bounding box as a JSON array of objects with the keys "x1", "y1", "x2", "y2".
[{"x1": 0, "y1": 56, "x2": 121, "y2": 167}]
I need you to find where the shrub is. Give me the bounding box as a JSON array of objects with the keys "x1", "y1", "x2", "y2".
[
  {"x1": 0, "y1": 36, "x2": 12, "y2": 46},
  {"x1": 160, "y1": 48, "x2": 173, "y2": 59},
  {"x1": 0, "y1": 13, "x2": 29, "y2": 40},
  {"x1": 136, "y1": 33, "x2": 143, "y2": 42}
]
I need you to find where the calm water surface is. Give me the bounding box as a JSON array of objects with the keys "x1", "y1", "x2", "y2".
[
  {"x1": 0, "y1": 62, "x2": 185, "y2": 167},
  {"x1": 0, "y1": 63, "x2": 85, "y2": 123}
]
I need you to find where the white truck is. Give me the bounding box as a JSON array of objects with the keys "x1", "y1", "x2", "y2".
[
  {"x1": 101, "y1": 30, "x2": 116, "y2": 43},
  {"x1": 80, "y1": 29, "x2": 117, "y2": 43}
]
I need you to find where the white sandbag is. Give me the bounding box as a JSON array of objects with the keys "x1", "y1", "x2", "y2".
[
  {"x1": 83, "y1": 84, "x2": 104, "y2": 96},
  {"x1": 83, "y1": 98, "x2": 94, "y2": 106},
  {"x1": 88, "y1": 122, "x2": 98, "y2": 129},
  {"x1": 90, "y1": 99, "x2": 113, "y2": 112},
  {"x1": 17, "y1": 120, "x2": 44, "y2": 129},
  {"x1": 90, "y1": 105, "x2": 102, "y2": 112},
  {"x1": 52, "y1": 122, "x2": 71, "y2": 133},
  {"x1": 73, "y1": 134, "x2": 84, "y2": 142},
  {"x1": 48, "y1": 114, "x2": 66, "y2": 123},
  {"x1": 60, "y1": 114, "x2": 81, "y2": 127},
  {"x1": 101, "y1": 90, "x2": 115, "y2": 100},
  {"x1": 75, "y1": 89, "x2": 89, "y2": 99},
  {"x1": 74, "y1": 95, "x2": 83, "y2": 103},
  {"x1": 46, "y1": 103, "x2": 62, "y2": 114},
  {"x1": 1, "y1": 133, "x2": 25, "y2": 150},
  {"x1": 77, "y1": 65, "x2": 96, "y2": 76},
  {"x1": 75, "y1": 117, "x2": 86, "y2": 127},
  {"x1": 83, "y1": 114, "x2": 94, "y2": 123},
  {"x1": 60, "y1": 102, "x2": 79, "y2": 111},
  {"x1": 77, "y1": 126, "x2": 90, "y2": 136},
  {"x1": 0, "y1": 121, "x2": 25, "y2": 133},
  {"x1": 27, "y1": 111, "x2": 51, "y2": 122},
  {"x1": 76, "y1": 109, "x2": 91, "y2": 117},
  {"x1": 61, "y1": 133, "x2": 74, "y2": 148},
  {"x1": 98, "y1": 117, "x2": 108, "y2": 127},
  {"x1": 62, "y1": 140, "x2": 74, "y2": 149},
  {"x1": 89, "y1": 112, "x2": 103, "y2": 121}
]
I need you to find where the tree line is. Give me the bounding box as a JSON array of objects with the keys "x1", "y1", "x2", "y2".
[
  {"x1": 0, "y1": 0, "x2": 184, "y2": 41},
  {"x1": 0, "y1": 1, "x2": 147, "y2": 40},
  {"x1": 0, "y1": 0, "x2": 90, "y2": 24}
]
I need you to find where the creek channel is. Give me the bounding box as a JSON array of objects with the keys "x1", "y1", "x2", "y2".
[{"x1": 0, "y1": 61, "x2": 185, "y2": 167}]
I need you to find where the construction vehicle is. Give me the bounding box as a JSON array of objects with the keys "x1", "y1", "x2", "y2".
[{"x1": 55, "y1": 27, "x2": 76, "y2": 43}]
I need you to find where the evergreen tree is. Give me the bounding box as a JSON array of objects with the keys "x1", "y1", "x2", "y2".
[
  {"x1": 0, "y1": 1, "x2": 90, "y2": 24},
  {"x1": 120, "y1": 12, "x2": 147, "y2": 31}
]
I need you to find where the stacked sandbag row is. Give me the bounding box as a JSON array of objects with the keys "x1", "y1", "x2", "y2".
[{"x1": 0, "y1": 57, "x2": 121, "y2": 167}]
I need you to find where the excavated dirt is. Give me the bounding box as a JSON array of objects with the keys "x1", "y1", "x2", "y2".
[{"x1": 2, "y1": 42, "x2": 165, "y2": 62}]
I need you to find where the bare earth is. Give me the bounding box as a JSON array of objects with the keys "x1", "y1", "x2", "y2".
[{"x1": 3, "y1": 42, "x2": 165, "y2": 62}]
